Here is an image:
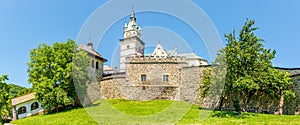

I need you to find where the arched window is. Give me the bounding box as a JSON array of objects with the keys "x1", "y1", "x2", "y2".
[
  {"x1": 96, "y1": 61, "x2": 99, "y2": 69},
  {"x1": 18, "y1": 106, "x2": 26, "y2": 115},
  {"x1": 31, "y1": 102, "x2": 39, "y2": 111}
]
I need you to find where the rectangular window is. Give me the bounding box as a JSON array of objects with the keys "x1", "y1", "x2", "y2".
[
  {"x1": 91, "y1": 60, "x2": 94, "y2": 68},
  {"x1": 163, "y1": 75, "x2": 169, "y2": 82},
  {"x1": 96, "y1": 61, "x2": 99, "y2": 69},
  {"x1": 141, "y1": 74, "x2": 146, "y2": 81}
]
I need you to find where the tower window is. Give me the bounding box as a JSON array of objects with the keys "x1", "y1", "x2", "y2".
[
  {"x1": 141, "y1": 74, "x2": 146, "y2": 81},
  {"x1": 163, "y1": 75, "x2": 169, "y2": 82},
  {"x1": 96, "y1": 61, "x2": 99, "y2": 69},
  {"x1": 127, "y1": 45, "x2": 130, "y2": 49},
  {"x1": 91, "y1": 60, "x2": 94, "y2": 68}
]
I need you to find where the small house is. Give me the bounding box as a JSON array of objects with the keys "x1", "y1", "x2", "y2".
[{"x1": 11, "y1": 92, "x2": 44, "y2": 120}]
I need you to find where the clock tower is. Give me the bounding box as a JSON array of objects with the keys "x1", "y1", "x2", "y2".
[{"x1": 119, "y1": 8, "x2": 144, "y2": 72}]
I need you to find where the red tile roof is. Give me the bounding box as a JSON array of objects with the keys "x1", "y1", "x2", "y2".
[{"x1": 11, "y1": 92, "x2": 36, "y2": 106}]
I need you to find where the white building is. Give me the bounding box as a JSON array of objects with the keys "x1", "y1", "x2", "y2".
[
  {"x1": 11, "y1": 42, "x2": 107, "y2": 120},
  {"x1": 11, "y1": 92, "x2": 44, "y2": 120},
  {"x1": 177, "y1": 53, "x2": 208, "y2": 66}
]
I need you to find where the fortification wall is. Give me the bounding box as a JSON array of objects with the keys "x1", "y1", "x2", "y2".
[
  {"x1": 284, "y1": 75, "x2": 300, "y2": 114},
  {"x1": 100, "y1": 72, "x2": 180, "y2": 100},
  {"x1": 180, "y1": 66, "x2": 201, "y2": 102},
  {"x1": 98, "y1": 65, "x2": 300, "y2": 115},
  {"x1": 127, "y1": 55, "x2": 186, "y2": 63},
  {"x1": 125, "y1": 56, "x2": 187, "y2": 87},
  {"x1": 99, "y1": 73, "x2": 126, "y2": 99}
]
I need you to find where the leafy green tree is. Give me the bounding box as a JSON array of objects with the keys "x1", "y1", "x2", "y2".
[
  {"x1": 0, "y1": 74, "x2": 11, "y2": 123},
  {"x1": 28, "y1": 39, "x2": 90, "y2": 111},
  {"x1": 17, "y1": 88, "x2": 33, "y2": 96},
  {"x1": 207, "y1": 19, "x2": 294, "y2": 115},
  {"x1": 8, "y1": 84, "x2": 32, "y2": 98}
]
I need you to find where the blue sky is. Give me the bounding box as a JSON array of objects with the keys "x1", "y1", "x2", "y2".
[{"x1": 0, "y1": 0, "x2": 299, "y2": 88}]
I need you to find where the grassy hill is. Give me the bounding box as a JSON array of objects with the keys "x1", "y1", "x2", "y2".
[{"x1": 11, "y1": 99, "x2": 300, "y2": 125}]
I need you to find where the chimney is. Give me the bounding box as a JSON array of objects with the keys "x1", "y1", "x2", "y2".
[{"x1": 87, "y1": 42, "x2": 93, "y2": 49}]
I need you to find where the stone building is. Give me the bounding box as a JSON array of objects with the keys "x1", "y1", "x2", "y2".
[
  {"x1": 99, "y1": 9, "x2": 300, "y2": 114},
  {"x1": 79, "y1": 42, "x2": 107, "y2": 80},
  {"x1": 100, "y1": 9, "x2": 208, "y2": 102},
  {"x1": 276, "y1": 67, "x2": 300, "y2": 114},
  {"x1": 77, "y1": 42, "x2": 107, "y2": 103}
]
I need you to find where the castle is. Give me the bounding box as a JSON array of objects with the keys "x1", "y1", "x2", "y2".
[
  {"x1": 99, "y1": 9, "x2": 209, "y2": 102},
  {"x1": 98, "y1": 9, "x2": 300, "y2": 114},
  {"x1": 11, "y1": 9, "x2": 300, "y2": 120}
]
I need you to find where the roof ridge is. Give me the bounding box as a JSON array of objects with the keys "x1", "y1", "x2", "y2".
[{"x1": 12, "y1": 92, "x2": 35, "y2": 99}]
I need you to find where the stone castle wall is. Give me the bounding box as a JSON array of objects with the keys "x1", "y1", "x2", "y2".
[
  {"x1": 98, "y1": 63, "x2": 300, "y2": 114},
  {"x1": 284, "y1": 75, "x2": 300, "y2": 114},
  {"x1": 100, "y1": 74, "x2": 181, "y2": 101},
  {"x1": 99, "y1": 73, "x2": 126, "y2": 99},
  {"x1": 125, "y1": 56, "x2": 187, "y2": 86},
  {"x1": 99, "y1": 56, "x2": 199, "y2": 101},
  {"x1": 180, "y1": 66, "x2": 202, "y2": 102}
]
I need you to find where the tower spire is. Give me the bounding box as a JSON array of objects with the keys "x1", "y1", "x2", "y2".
[{"x1": 130, "y1": 6, "x2": 136, "y2": 21}]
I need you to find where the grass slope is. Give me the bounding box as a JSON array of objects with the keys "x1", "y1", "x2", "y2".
[{"x1": 11, "y1": 99, "x2": 300, "y2": 125}]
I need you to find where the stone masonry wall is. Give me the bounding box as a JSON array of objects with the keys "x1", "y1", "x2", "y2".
[
  {"x1": 98, "y1": 65, "x2": 300, "y2": 114},
  {"x1": 123, "y1": 56, "x2": 186, "y2": 100},
  {"x1": 126, "y1": 56, "x2": 186, "y2": 86},
  {"x1": 99, "y1": 73, "x2": 126, "y2": 99},
  {"x1": 180, "y1": 66, "x2": 201, "y2": 102},
  {"x1": 284, "y1": 75, "x2": 300, "y2": 114}
]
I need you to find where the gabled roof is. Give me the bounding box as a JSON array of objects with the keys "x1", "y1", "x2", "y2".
[
  {"x1": 151, "y1": 42, "x2": 168, "y2": 57},
  {"x1": 78, "y1": 43, "x2": 107, "y2": 62},
  {"x1": 12, "y1": 92, "x2": 36, "y2": 106}
]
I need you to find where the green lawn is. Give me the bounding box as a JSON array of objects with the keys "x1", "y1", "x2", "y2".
[{"x1": 11, "y1": 99, "x2": 300, "y2": 125}]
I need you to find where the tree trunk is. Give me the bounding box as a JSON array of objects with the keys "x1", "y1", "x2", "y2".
[
  {"x1": 278, "y1": 87, "x2": 284, "y2": 115},
  {"x1": 234, "y1": 91, "x2": 242, "y2": 116},
  {"x1": 218, "y1": 95, "x2": 225, "y2": 111},
  {"x1": 243, "y1": 90, "x2": 256, "y2": 112},
  {"x1": 56, "y1": 106, "x2": 59, "y2": 113}
]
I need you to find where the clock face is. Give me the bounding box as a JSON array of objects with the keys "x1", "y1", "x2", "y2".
[{"x1": 126, "y1": 32, "x2": 131, "y2": 37}]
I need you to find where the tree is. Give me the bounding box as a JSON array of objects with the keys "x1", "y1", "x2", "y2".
[
  {"x1": 28, "y1": 39, "x2": 90, "y2": 111},
  {"x1": 8, "y1": 84, "x2": 31, "y2": 98},
  {"x1": 17, "y1": 88, "x2": 33, "y2": 97},
  {"x1": 0, "y1": 74, "x2": 11, "y2": 123},
  {"x1": 207, "y1": 19, "x2": 294, "y2": 115}
]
